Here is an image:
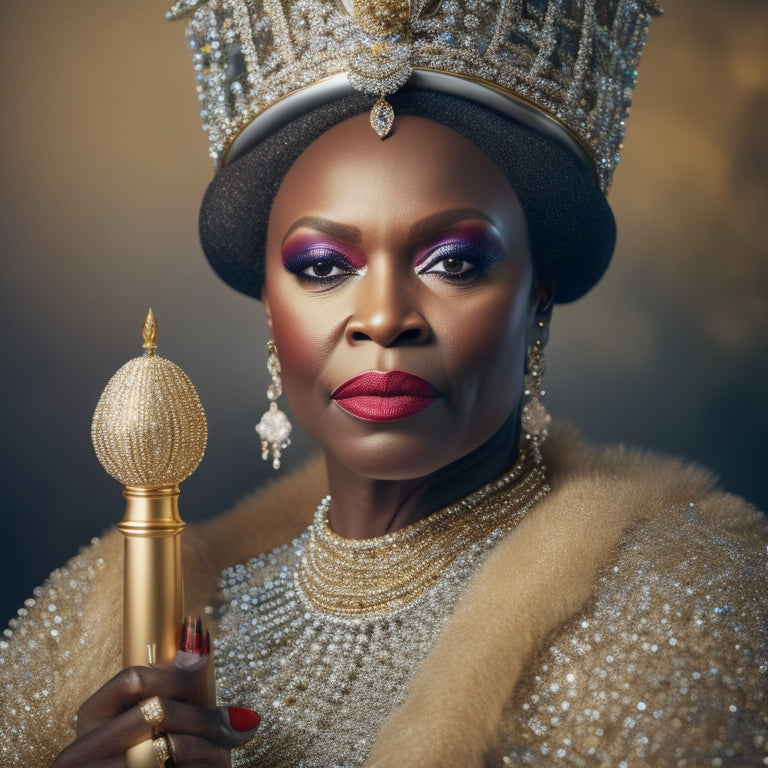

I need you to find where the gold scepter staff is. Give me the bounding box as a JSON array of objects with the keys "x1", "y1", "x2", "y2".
[{"x1": 91, "y1": 309, "x2": 208, "y2": 767}]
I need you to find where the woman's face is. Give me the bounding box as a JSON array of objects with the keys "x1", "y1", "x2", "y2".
[{"x1": 263, "y1": 114, "x2": 537, "y2": 480}]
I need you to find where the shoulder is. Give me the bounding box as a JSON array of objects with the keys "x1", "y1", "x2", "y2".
[
  {"x1": 181, "y1": 453, "x2": 327, "y2": 612},
  {"x1": 543, "y1": 428, "x2": 768, "y2": 679},
  {"x1": 614, "y1": 495, "x2": 768, "y2": 607},
  {"x1": 499, "y1": 433, "x2": 768, "y2": 764},
  {"x1": 543, "y1": 426, "x2": 767, "y2": 555},
  {"x1": 0, "y1": 532, "x2": 124, "y2": 766}
]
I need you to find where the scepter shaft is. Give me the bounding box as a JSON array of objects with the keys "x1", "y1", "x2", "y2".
[
  {"x1": 119, "y1": 486, "x2": 185, "y2": 667},
  {"x1": 120, "y1": 486, "x2": 185, "y2": 768}
]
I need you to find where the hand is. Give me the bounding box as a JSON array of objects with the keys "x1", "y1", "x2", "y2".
[{"x1": 52, "y1": 624, "x2": 260, "y2": 767}]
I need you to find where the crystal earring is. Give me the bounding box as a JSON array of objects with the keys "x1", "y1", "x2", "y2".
[
  {"x1": 521, "y1": 322, "x2": 552, "y2": 464},
  {"x1": 255, "y1": 340, "x2": 292, "y2": 470}
]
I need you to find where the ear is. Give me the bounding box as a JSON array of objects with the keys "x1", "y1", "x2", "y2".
[
  {"x1": 526, "y1": 280, "x2": 555, "y2": 349},
  {"x1": 261, "y1": 286, "x2": 274, "y2": 332}
]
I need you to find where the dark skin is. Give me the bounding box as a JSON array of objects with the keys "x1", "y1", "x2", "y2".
[
  {"x1": 52, "y1": 653, "x2": 253, "y2": 767},
  {"x1": 264, "y1": 114, "x2": 551, "y2": 538},
  {"x1": 53, "y1": 114, "x2": 552, "y2": 765}
]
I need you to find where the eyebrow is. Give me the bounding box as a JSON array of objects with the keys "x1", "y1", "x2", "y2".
[
  {"x1": 408, "y1": 208, "x2": 495, "y2": 241},
  {"x1": 281, "y1": 216, "x2": 362, "y2": 246},
  {"x1": 281, "y1": 208, "x2": 494, "y2": 247}
]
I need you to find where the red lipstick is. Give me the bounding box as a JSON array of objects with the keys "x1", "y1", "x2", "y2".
[{"x1": 331, "y1": 370, "x2": 443, "y2": 422}]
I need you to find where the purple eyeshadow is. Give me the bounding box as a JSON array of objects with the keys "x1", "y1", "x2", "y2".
[
  {"x1": 282, "y1": 235, "x2": 365, "y2": 271},
  {"x1": 414, "y1": 223, "x2": 500, "y2": 269},
  {"x1": 283, "y1": 247, "x2": 349, "y2": 275}
]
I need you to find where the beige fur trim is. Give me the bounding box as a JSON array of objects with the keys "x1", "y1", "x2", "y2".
[
  {"x1": 182, "y1": 453, "x2": 328, "y2": 614},
  {"x1": 364, "y1": 436, "x2": 724, "y2": 767}
]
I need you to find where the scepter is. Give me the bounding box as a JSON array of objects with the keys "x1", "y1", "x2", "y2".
[{"x1": 91, "y1": 309, "x2": 208, "y2": 766}]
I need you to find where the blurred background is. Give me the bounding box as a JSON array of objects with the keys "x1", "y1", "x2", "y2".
[{"x1": 1, "y1": 1, "x2": 766, "y2": 623}]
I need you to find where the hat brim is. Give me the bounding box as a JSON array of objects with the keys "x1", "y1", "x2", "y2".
[{"x1": 199, "y1": 81, "x2": 615, "y2": 304}]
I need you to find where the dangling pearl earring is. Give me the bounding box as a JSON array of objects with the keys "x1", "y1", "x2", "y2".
[
  {"x1": 255, "y1": 340, "x2": 292, "y2": 470},
  {"x1": 521, "y1": 321, "x2": 551, "y2": 464}
]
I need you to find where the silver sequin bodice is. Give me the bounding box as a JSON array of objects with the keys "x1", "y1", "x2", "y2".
[{"x1": 216, "y1": 524, "x2": 511, "y2": 767}]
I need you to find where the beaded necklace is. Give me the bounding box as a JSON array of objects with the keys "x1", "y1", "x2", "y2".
[
  {"x1": 299, "y1": 451, "x2": 548, "y2": 615},
  {"x1": 217, "y1": 451, "x2": 549, "y2": 767}
]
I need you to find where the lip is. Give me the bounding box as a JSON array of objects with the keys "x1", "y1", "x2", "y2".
[{"x1": 331, "y1": 370, "x2": 443, "y2": 422}]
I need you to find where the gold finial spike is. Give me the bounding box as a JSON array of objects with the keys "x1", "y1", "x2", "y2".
[{"x1": 142, "y1": 308, "x2": 158, "y2": 356}]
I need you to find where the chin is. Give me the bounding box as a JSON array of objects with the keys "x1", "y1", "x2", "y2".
[{"x1": 320, "y1": 421, "x2": 507, "y2": 482}]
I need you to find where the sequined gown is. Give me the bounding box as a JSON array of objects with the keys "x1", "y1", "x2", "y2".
[
  {"x1": 1, "y1": 435, "x2": 767, "y2": 767},
  {"x1": 215, "y1": 498, "x2": 768, "y2": 767},
  {"x1": 216, "y1": 455, "x2": 547, "y2": 767}
]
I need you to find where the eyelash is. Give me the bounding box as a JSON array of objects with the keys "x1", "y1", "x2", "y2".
[
  {"x1": 283, "y1": 248, "x2": 360, "y2": 286},
  {"x1": 416, "y1": 242, "x2": 497, "y2": 281},
  {"x1": 283, "y1": 241, "x2": 497, "y2": 286}
]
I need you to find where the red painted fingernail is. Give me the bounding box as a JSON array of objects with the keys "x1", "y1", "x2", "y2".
[
  {"x1": 179, "y1": 615, "x2": 208, "y2": 654},
  {"x1": 227, "y1": 706, "x2": 261, "y2": 732}
]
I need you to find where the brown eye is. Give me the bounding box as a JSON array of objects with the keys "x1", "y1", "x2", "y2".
[
  {"x1": 309, "y1": 261, "x2": 334, "y2": 277},
  {"x1": 286, "y1": 247, "x2": 360, "y2": 285},
  {"x1": 417, "y1": 242, "x2": 496, "y2": 281},
  {"x1": 441, "y1": 257, "x2": 465, "y2": 274}
]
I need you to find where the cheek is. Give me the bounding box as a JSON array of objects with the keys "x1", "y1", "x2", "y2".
[
  {"x1": 266, "y1": 291, "x2": 327, "y2": 389},
  {"x1": 440, "y1": 280, "x2": 532, "y2": 385}
]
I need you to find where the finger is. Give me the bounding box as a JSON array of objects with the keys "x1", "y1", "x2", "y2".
[
  {"x1": 167, "y1": 733, "x2": 231, "y2": 767},
  {"x1": 52, "y1": 754, "x2": 125, "y2": 768},
  {"x1": 76, "y1": 657, "x2": 208, "y2": 735},
  {"x1": 161, "y1": 701, "x2": 259, "y2": 749},
  {"x1": 54, "y1": 706, "x2": 151, "y2": 767},
  {"x1": 63, "y1": 699, "x2": 260, "y2": 765}
]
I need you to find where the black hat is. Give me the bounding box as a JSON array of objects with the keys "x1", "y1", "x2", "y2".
[{"x1": 199, "y1": 77, "x2": 615, "y2": 304}]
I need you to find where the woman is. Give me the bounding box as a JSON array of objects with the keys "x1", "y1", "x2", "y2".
[{"x1": 2, "y1": 1, "x2": 767, "y2": 766}]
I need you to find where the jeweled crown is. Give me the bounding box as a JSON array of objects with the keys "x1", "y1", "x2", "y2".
[{"x1": 168, "y1": 0, "x2": 660, "y2": 192}]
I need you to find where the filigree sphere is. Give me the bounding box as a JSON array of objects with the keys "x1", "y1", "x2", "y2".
[{"x1": 91, "y1": 355, "x2": 207, "y2": 488}]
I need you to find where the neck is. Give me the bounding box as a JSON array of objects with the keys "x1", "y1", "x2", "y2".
[{"x1": 324, "y1": 416, "x2": 521, "y2": 539}]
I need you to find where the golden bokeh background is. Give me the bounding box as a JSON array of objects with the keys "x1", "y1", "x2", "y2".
[{"x1": 1, "y1": 1, "x2": 766, "y2": 621}]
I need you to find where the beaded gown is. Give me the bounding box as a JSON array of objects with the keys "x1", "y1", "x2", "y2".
[{"x1": 1, "y1": 433, "x2": 767, "y2": 767}]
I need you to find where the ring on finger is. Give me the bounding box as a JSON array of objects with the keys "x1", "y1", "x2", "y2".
[
  {"x1": 152, "y1": 734, "x2": 172, "y2": 766},
  {"x1": 166, "y1": 733, "x2": 178, "y2": 764},
  {"x1": 140, "y1": 696, "x2": 165, "y2": 729}
]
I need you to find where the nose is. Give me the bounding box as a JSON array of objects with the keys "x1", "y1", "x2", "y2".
[{"x1": 345, "y1": 270, "x2": 431, "y2": 347}]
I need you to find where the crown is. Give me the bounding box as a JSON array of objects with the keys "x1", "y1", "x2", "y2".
[{"x1": 168, "y1": 0, "x2": 660, "y2": 192}]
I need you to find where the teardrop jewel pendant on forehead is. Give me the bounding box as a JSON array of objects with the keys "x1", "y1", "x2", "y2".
[
  {"x1": 348, "y1": 0, "x2": 413, "y2": 138},
  {"x1": 370, "y1": 95, "x2": 395, "y2": 138}
]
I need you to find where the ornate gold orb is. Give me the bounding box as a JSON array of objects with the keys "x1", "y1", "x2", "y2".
[{"x1": 91, "y1": 310, "x2": 207, "y2": 488}]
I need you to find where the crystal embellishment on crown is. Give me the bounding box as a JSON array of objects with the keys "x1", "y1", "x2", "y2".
[{"x1": 168, "y1": 0, "x2": 661, "y2": 191}]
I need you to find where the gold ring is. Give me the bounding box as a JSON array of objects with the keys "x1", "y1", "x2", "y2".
[
  {"x1": 152, "y1": 734, "x2": 172, "y2": 766},
  {"x1": 140, "y1": 696, "x2": 165, "y2": 728}
]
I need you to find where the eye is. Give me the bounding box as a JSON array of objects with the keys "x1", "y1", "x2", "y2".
[
  {"x1": 421, "y1": 255, "x2": 474, "y2": 276},
  {"x1": 303, "y1": 259, "x2": 349, "y2": 278},
  {"x1": 416, "y1": 241, "x2": 497, "y2": 281},
  {"x1": 283, "y1": 247, "x2": 361, "y2": 286}
]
